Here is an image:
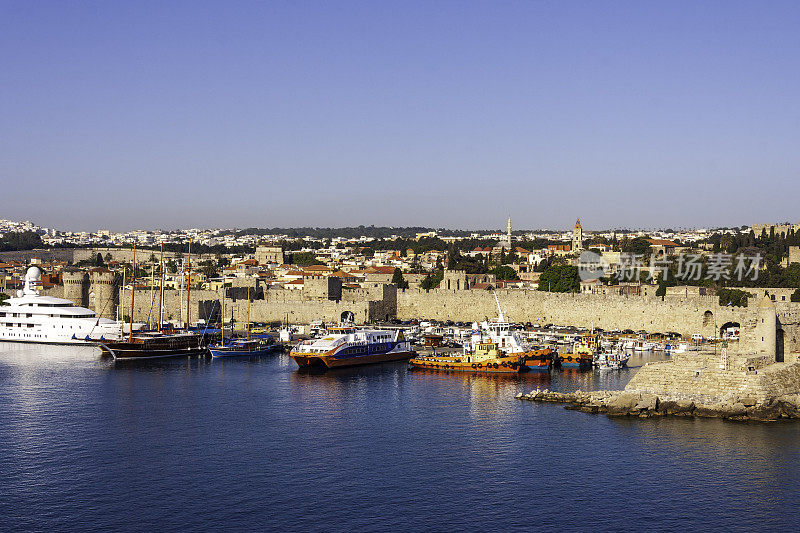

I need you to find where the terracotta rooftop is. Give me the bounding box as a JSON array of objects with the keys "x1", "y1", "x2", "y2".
[{"x1": 646, "y1": 239, "x2": 679, "y2": 247}]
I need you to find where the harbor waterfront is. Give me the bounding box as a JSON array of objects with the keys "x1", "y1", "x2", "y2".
[
  {"x1": 6, "y1": 1, "x2": 800, "y2": 530},
  {"x1": 2, "y1": 344, "x2": 800, "y2": 531}
]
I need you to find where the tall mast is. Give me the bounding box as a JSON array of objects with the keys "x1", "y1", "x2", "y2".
[
  {"x1": 128, "y1": 244, "x2": 136, "y2": 342},
  {"x1": 247, "y1": 287, "x2": 251, "y2": 341},
  {"x1": 179, "y1": 258, "x2": 184, "y2": 327},
  {"x1": 149, "y1": 259, "x2": 155, "y2": 330},
  {"x1": 158, "y1": 244, "x2": 164, "y2": 330},
  {"x1": 185, "y1": 239, "x2": 192, "y2": 332},
  {"x1": 119, "y1": 268, "x2": 126, "y2": 323},
  {"x1": 221, "y1": 274, "x2": 225, "y2": 345}
]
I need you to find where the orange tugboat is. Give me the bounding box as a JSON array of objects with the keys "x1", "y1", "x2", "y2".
[
  {"x1": 524, "y1": 347, "x2": 555, "y2": 371},
  {"x1": 409, "y1": 339, "x2": 526, "y2": 373},
  {"x1": 477, "y1": 292, "x2": 554, "y2": 371},
  {"x1": 557, "y1": 334, "x2": 597, "y2": 370}
]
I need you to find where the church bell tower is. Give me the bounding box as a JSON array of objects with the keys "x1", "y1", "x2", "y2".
[{"x1": 572, "y1": 218, "x2": 583, "y2": 252}]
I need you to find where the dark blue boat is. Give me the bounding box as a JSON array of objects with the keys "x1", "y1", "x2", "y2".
[{"x1": 208, "y1": 335, "x2": 279, "y2": 358}]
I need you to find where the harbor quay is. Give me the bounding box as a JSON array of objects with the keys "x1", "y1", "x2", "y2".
[{"x1": 516, "y1": 349, "x2": 800, "y2": 422}]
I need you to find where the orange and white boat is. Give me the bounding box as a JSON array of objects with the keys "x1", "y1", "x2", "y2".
[
  {"x1": 477, "y1": 292, "x2": 554, "y2": 371},
  {"x1": 290, "y1": 327, "x2": 414, "y2": 369},
  {"x1": 409, "y1": 339, "x2": 526, "y2": 373}
]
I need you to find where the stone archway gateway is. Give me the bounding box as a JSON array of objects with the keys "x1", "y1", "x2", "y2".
[
  {"x1": 703, "y1": 310, "x2": 713, "y2": 326},
  {"x1": 719, "y1": 321, "x2": 740, "y2": 340}
]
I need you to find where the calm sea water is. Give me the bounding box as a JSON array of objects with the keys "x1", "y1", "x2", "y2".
[{"x1": 1, "y1": 343, "x2": 799, "y2": 532}]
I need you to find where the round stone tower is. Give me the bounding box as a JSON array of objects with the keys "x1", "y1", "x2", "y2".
[
  {"x1": 89, "y1": 269, "x2": 119, "y2": 319},
  {"x1": 755, "y1": 295, "x2": 777, "y2": 360},
  {"x1": 62, "y1": 269, "x2": 89, "y2": 307}
]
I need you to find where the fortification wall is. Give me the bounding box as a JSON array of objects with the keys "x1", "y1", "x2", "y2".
[
  {"x1": 72, "y1": 247, "x2": 216, "y2": 264},
  {"x1": 397, "y1": 288, "x2": 751, "y2": 335},
  {"x1": 627, "y1": 356, "x2": 800, "y2": 405},
  {"x1": 103, "y1": 287, "x2": 379, "y2": 325},
  {"x1": 0, "y1": 249, "x2": 76, "y2": 263},
  {"x1": 777, "y1": 303, "x2": 800, "y2": 354},
  {"x1": 398, "y1": 289, "x2": 800, "y2": 356}
]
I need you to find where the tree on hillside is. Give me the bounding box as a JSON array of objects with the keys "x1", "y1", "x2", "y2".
[
  {"x1": 655, "y1": 272, "x2": 677, "y2": 298},
  {"x1": 421, "y1": 270, "x2": 444, "y2": 291},
  {"x1": 622, "y1": 237, "x2": 652, "y2": 256},
  {"x1": 291, "y1": 252, "x2": 324, "y2": 266},
  {"x1": 537, "y1": 265, "x2": 580, "y2": 293},
  {"x1": 199, "y1": 260, "x2": 218, "y2": 279},
  {"x1": 717, "y1": 288, "x2": 752, "y2": 307},
  {"x1": 0, "y1": 231, "x2": 43, "y2": 251},
  {"x1": 391, "y1": 268, "x2": 409, "y2": 290},
  {"x1": 492, "y1": 265, "x2": 517, "y2": 280},
  {"x1": 448, "y1": 247, "x2": 489, "y2": 274},
  {"x1": 791, "y1": 288, "x2": 800, "y2": 303}
]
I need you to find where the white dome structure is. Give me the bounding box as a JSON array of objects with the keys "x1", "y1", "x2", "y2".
[{"x1": 22, "y1": 266, "x2": 43, "y2": 296}]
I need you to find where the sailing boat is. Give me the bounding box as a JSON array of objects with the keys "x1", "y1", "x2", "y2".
[
  {"x1": 208, "y1": 285, "x2": 278, "y2": 357},
  {"x1": 98, "y1": 241, "x2": 214, "y2": 360}
]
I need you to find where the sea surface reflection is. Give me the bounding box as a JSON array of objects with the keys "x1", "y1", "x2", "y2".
[{"x1": 0, "y1": 345, "x2": 798, "y2": 532}]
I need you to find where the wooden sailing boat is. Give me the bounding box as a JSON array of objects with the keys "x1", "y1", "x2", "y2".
[{"x1": 98, "y1": 241, "x2": 214, "y2": 360}]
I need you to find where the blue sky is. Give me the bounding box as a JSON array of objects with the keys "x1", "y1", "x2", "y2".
[{"x1": 2, "y1": 1, "x2": 799, "y2": 231}]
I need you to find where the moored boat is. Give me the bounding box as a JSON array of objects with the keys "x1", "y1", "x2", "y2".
[
  {"x1": 0, "y1": 267, "x2": 122, "y2": 345},
  {"x1": 558, "y1": 334, "x2": 596, "y2": 370},
  {"x1": 594, "y1": 349, "x2": 629, "y2": 370},
  {"x1": 209, "y1": 335, "x2": 279, "y2": 357},
  {"x1": 98, "y1": 330, "x2": 212, "y2": 360},
  {"x1": 290, "y1": 327, "x2": 414, "y2": 369},
  {"x1": 524, "y1": 347, "x2": 555, "y2": 371},
  {"x1": 409, "y1": 339, "x2": 525, "y2": 373},
  {"x1": 472, "y1": 292, "x2": 555, "y2": 371}
]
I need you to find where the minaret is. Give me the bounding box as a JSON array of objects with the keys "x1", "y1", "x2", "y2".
[
  {"x1": 572, "y1": 218, "x2": 583, "y2": 252},
  {"x1": 506, "y1": 217, "x2": 512, "y2": 247}
]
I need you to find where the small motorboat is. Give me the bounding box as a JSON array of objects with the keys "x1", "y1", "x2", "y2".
[
  {"x1": 670, "y1": 343, "x2": 689, "y2": 354},
  {"x1": 594, "y1": 350, "x2": 629, "y2": 370}
]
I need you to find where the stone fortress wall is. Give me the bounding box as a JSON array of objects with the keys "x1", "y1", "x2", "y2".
[
  {"x1": 0, "y1": 248, "x2": 217, "y2": 265},
  {"x1": 47, "y1": 277, "x2": 396, "y2": 326},
  {"x1": 396, "y1": 288, "x2": 800, "y2": 357},
  {"x1": 751, "y1": 223, "x2": 800, "y2": 238},
  {"x1": 39, "y1": 265, "x2": 800, "y2": 358},
  {"x1": 72, "y1": 247, "x2": 217, "y2": 264}
]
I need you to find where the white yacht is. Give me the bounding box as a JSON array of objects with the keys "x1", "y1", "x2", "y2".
[{"x1": 0, "y1": 267, "x2": 122, "y2": 344}]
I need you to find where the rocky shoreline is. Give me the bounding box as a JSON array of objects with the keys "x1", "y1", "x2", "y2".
[{"x1": 515, "y1": 389, "x2": 800, "y2": 422}]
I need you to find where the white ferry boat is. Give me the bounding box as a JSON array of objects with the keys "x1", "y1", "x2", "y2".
[
  {"x1": 290, "y1": 326, "x2": 414, "y2": 369},
  {"x1": 0, "y1": 267, "x2": 122, "y2": 344}
]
